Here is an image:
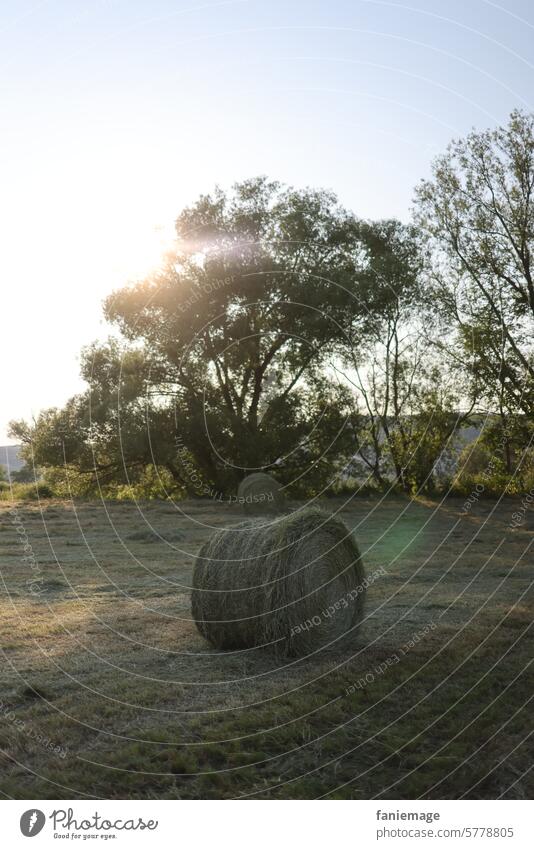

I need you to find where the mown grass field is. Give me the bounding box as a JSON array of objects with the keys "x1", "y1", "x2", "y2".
[{"x1": 0, "y1": 495, "x2": 532, "y2": 799}]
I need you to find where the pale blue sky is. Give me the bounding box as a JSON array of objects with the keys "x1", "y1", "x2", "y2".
[{"x1": 1, "y1": 0, "x2": 533, "y2": 442}]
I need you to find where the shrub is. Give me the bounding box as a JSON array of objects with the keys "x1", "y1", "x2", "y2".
[
  {"x1": 0, "y1": 481, "x2": 55, "y2": 501},
  {"x1": 112, "y1": 466, "x2": 182, "y2": 500},
  {"x1": 452, "y1": 440, "x2": 534, "y2": 496}
]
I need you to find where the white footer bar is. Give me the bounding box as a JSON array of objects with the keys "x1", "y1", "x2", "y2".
[{"x1": 3, "y1": 799, "x2": 533, "y2": 848}]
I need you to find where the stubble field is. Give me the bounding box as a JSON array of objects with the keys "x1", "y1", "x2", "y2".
[{"x1": 0, "y1": 495, "x2": 532, "y2": 799}]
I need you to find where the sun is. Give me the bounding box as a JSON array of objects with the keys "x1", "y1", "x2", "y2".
[{"x1": 105, "y1": 218, "x2": 176, "y2": 282}]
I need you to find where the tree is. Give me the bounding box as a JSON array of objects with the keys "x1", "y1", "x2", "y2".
[
  {"x1": 334, "y1": 221, "x2": 465, "y2": 492},
  {"x1": 12, "y1": 179, "x2": 421, "y2": 496},
  {"x1": 352, "y1": 348, "x2": 463, "y2": 494},
  {"x1": 106, "y1": 178, "x2": 372, "y2": 487},
  {"x1": 414, "y1": 110, "x2": 534, "y2": 426},
  {"x1": 10, "y1": 345, "x2": 164, "y2": 495}
]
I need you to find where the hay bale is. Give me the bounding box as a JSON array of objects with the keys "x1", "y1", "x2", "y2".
[
  {"x1": 236, "y1": 472, "x2": 285, "y2": 514},
  {"x1": 191, "y1": 508, "x2": 366, "y2": 656}
]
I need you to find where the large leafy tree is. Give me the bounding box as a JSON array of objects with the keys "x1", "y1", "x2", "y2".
[
  {"x1": 12, "y1": 178, "x2": 420, "y2": 496},
  {"x1": 414, "y1": 110, "x2": 534, "y2": 424}
]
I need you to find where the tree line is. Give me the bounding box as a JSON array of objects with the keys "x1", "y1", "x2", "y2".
[{"x1": 10, "y1": 110, "x2": 534, "y2": 499}]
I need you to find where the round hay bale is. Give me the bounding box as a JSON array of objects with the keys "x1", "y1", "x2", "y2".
[
  {"x1": 236, "y1": 472, "x2": 285, "y2": 514},
  {"x1": 191, "y1": 508, "x2": 366, "y2": 656}
]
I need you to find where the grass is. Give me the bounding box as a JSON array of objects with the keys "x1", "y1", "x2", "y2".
[{"x1": 0, "y1": 495, "x2": 532, "y2": 799}]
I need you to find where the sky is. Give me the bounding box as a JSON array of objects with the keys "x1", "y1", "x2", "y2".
[{"x1": 1, "y1": 0, "x2": 534, "y2": 443}]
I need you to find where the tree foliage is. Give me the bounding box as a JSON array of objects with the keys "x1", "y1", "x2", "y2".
[
  {"x1": 415, "y1": 110, "x2": 534, "y2": 420},
  {"x1": 341, "y1": 242, "x2": 464, "y2": 493},
  {"x1": 14, "y1": 110, "x2": 534, "y2": 504},
  {"x1": 13, "y1": 178, "x2": 420, "y2": 496}
]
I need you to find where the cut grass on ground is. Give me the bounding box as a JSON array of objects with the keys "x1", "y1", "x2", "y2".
[{"x1": 0, "y1": 496, "x2": 532, "y2": 799}]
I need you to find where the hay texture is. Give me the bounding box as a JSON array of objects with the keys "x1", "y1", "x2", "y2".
[
  {"x1": 236, "y1": 472, "x2": 285, "y2": 515},
  {"x1": 191, "y1": 508, "x2": 366, "y2": 656}
]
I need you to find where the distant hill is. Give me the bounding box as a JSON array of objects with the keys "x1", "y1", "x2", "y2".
[{"x1": 0, "y1": 445, "x2": 24, "y2": 474}]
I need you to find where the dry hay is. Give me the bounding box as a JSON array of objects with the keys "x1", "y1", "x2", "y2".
[
  {"x1": 236, "y1": 472, "x2": 285, "y2": 514},
  {"x1": 191, "y1": 507, "x2": 366, "y2": 656},
  {"x1": 127, "y1": 529, "x2": 185, "y2": 543}
]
